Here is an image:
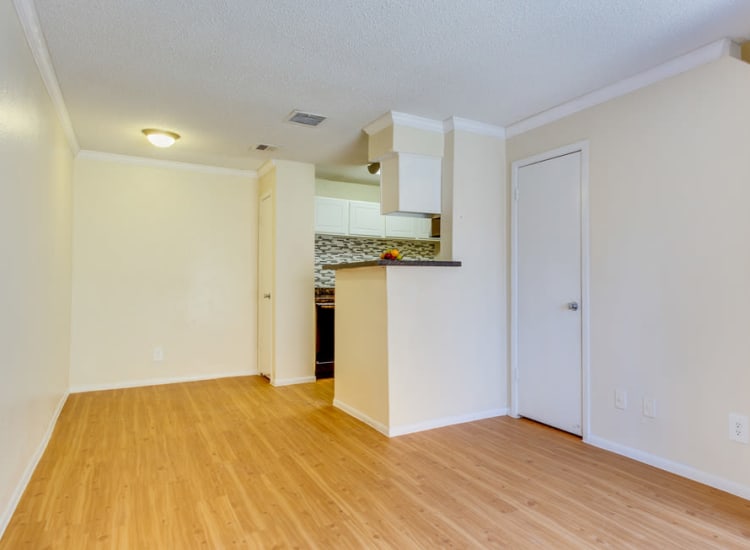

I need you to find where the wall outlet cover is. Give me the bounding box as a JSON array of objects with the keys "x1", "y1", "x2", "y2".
[
  {"x1": 153, "y1": 346, "x2": 164, "y2": 362},
  {"x1": 729, "y1": 413, "x2": 749, "y2": 444}
]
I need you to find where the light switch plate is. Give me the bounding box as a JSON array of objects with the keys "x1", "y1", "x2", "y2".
[
  {"x1": 643, "y1": 397, "x2": 656, "y2": 418},
  {"x1": 615, "y1": 389, "x2": 627, "y2": 410}
]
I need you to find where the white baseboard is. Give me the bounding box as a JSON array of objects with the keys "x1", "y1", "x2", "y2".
[
  {"x1": 332, "y1": 399, "x2": 390, "y2": 436},
  {"x1": 0, "y1": 390, "x2": 69, "y2": 540},
  {"x1": 586, "y1": 435, "x2": 750, "y2": 501},
  {"x1": 69, "y1": 371, "x2": 257, "y2": 393},
  {"x1": 271, "y1": 375, "x2": 316, "y2": 387},
  {"x1": 332, "y1": 401, "x2": 508, "y2": 438},
  {"x1": 389, "y1": 408, "x2": 509, "y2": 437}
]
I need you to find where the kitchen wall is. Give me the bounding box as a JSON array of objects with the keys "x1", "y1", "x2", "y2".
[
  {"x1": 315, "y1": 234, "x2": 437, "y2": 287},
  {"x1": 69, "y1": 154, "x2": 258, "y2": 390},
  {"x1": 507, "y1": 56, "x2": 750, "y2": 497},
  {"x1": 316, "y1": 177, "x2": 379, "y2": 201},
  {"x1": 0, "y1": 1, "x2": 74, "y2": 534}
]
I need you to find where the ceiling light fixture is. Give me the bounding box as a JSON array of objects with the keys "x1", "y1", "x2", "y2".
[
  {"x1": 142, "y1": 128, "x2": 180, "y2": 148},
  {"x1": 367, "y1": 162, "x2": 381, "y2": 175}
]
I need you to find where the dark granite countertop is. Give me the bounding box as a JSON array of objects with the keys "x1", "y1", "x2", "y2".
[{"x1": 323, "y1": 259, "x2": 462, "y2": 270}]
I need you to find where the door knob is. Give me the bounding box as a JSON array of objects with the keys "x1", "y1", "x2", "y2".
[
  {"x1": 567, "y1": 301, "x2": 579, "y2": 311},
  {"x1": 263, "y1": 293, "x2": 271, "y2": 299}
]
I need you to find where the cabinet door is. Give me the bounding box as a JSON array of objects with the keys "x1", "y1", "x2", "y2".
[
  {"x1": 315, "y1": 197, "x2": 349, "y2": 235},
  {"x1": 384, "y1": 215, "x2": 415, "y2": 238},
  {"x1": 414, "y1": 218, "x2": 432, "y2": 239},
  {"x1": 349, "y1": 201, "x2": 385, "y2": 237}
]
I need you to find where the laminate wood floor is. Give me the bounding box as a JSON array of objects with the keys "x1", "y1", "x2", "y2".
[{"x1": 2, "y1": 376, "x2": 749, "y2": 549}]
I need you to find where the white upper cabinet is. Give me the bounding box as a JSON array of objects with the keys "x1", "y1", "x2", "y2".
[
  {"x1": 413, "y1": 217, "x2": 432, "y2": 239},
  {"x1": 315, "y1": 196, "x2": 435, "y2": 240},
  {"x1": 314, "y1": 197, "x2": 349, "y2": 235},
  {"x1": 380, "y1": 153, "x2": 441, "y2": 216},
  {"x1": 348, "y1": 200, "x2": 385, "y2": 237},
  {"x1": 384, "y1": 215, "x2": 415, "y2": 238}
]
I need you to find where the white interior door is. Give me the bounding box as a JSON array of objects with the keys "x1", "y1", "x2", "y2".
[
  {"x1": 516, "y1": 151, "x2": 583, "y2": 435},
  {"x1": 258, "y1": 193, "x2": 274, "y2": 379}
]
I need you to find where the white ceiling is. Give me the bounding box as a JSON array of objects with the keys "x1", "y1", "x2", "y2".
[{"x1": 31, "y1": 0, "x2": 750, "y2": 173}]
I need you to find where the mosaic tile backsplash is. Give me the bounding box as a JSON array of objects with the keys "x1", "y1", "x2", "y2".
[{"x1": 315, "y1": 234, "x2": 438, "y2": 288}]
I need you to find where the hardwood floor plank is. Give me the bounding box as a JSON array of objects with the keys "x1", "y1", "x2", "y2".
[{"x1": 1, "y1": 376, "x2": 749, "y2": 548}]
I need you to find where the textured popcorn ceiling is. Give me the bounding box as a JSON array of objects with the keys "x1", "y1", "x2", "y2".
[{"x1": 32, "y1": 0, "x2": 750, "y2": 170}]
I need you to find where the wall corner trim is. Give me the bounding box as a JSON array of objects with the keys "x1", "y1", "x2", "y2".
[
  {"x1": 586, "y1": 435, "x2": 750, "y2": 501},
  {"x1": 12, "y1": 0, "x2": 80, "y2": 155},
  {"x1": 76, "y1": 150, "x2": 258, "y2": 178},
  {"x1": 0, "y1": 391, "x2": 69, "y2": 540},
  {"x1": 506, "y1": 38, "x2": 734, "y2": 138}
]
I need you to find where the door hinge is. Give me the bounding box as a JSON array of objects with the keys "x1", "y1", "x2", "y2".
[{"x1": 513, "y1": 187, "x2": 519, "y2": 201}]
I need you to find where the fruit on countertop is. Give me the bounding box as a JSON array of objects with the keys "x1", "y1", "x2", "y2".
[{"x1": 380, "y1": 248, "x2": 404, "y2": 261}]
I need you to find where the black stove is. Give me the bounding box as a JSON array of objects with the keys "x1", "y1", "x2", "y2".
[{"x1": 315, "y1": 289, "x2": 335, "y2": 379}]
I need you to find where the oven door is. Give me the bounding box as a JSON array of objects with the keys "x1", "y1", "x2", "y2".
[{"x1": 315, "y1": 303, "x2": 335, "y2": 378}]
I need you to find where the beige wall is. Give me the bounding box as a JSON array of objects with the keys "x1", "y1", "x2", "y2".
[
  {"x1": 334, "y1": 267, "x2": 390, "y2": 430},
  {"x1": 334, "y1": 128, "x2": 508, "y2": 435},
  {"x1": 258, "y1": 161, "x2": 315, "y2": 385},
  {"x1": 0, "y1": 2, "x2": 73, "y2": 532},
  {"x1": 507, "y1": 56, "x2": 750, "y2": 496},
  {"x1": 388, "y1": 129, "x2": 508, "y2": 431},
  {"x1": 315, "y1": 178, "x2": 380, "y2": 202},
  {"x1": 69, "y1": 156, "x2": 258, "y2": 389}
]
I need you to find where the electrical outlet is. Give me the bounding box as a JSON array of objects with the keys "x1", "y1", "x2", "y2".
[
  {"x1": 615, "y1": 389, "x2": 628, "y2": 410},
  {"x1": 642, "y1": 397, "x2": 656, "y2": 419},
  {"x1": 153, "y1": 346, "x2": 164, "y2": 362},
  {"x1": 729, "y1": 413, "x2": 749, "y2": 444}
]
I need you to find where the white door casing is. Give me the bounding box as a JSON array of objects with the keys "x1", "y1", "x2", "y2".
[
  {"x1": 510, "y1": 142, "x2": 590, "y2": 438},
  {"x1": 258, "y1": 193, "x2": 274, "y2": 380}
]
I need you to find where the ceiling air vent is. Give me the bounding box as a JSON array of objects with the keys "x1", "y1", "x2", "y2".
[
  {"x1": 253, "y1": 144, "x2": 278, "y2": 152},
  {"x1": 286, "y1": 110, "x2": 327, "y2": 127}
]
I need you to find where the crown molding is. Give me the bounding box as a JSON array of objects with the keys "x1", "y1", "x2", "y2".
[
  {"x1": 77, "y1": 150, "x2": 258, "y2": 178},
  {"x1": 362, "y1": 112, "x2": 396, "y2": 135},
  {"x1": 12, "y1": 0, "x2": 80, "y2": 154},
  {"x1": 507, "y1": 38, "x2": 736, "y2": 138},
  {"x1": 443, "y1": 117, "x2": 506, "y2": 139},
  {"x1": 391, "y1": 111, "x2": 444, "y2": 133},
  {"x1": 363, "y1": 111, "x2": 444, "y2": 135}
]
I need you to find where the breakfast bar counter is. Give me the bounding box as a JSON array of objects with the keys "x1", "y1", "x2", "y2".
[{"x1": 325, "y1": 260, "x2": 465, "y2": 436}]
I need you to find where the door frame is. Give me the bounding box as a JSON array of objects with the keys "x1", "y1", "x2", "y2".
[
  {"x1": 509, "y1": 141, "x2": 591, "y2": 441},
  {"x1": 258, "y1": 191, "x2": 275, "y2": 381}
]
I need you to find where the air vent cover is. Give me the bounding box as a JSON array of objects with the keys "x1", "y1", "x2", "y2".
[
  {"x1": 287, "y1": 110, "x2": 327, "y2": 127},
  {"x1": 253, "y1": 144, "x2": 278, "y2": 152}
]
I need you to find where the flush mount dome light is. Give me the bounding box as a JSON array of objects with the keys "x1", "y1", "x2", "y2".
[{"x1": 142, "y1": 128, "x2": 180, "y2": 148}]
